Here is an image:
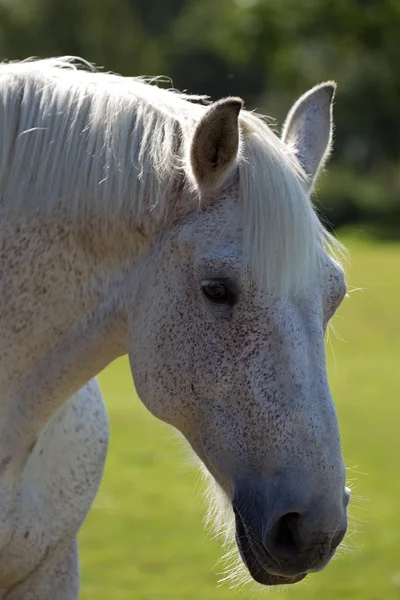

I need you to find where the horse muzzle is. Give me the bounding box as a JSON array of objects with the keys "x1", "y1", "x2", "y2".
[{"x1": 232, "y1": 484, "x2": 350, "y2": 585}]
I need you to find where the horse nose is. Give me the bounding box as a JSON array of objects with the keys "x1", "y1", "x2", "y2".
[
  {"x1": 265, "y1": 510, "x2": 347, "y2": 565},
  {"x1": 264, "y1": 491, "x2": 349, "y2": 569},
  {"x1": 233, "y1": 483, "x2": 349, "y2": 579},
  {"x1": 266, "y1": 511, "x2": 302, "y2": 561}
]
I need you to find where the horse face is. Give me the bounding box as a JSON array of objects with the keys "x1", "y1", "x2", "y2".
[
  {"x1": 128, "y1": 82, "x2": 350, "y2": 585},
  {"x1": 128, "y1": 196, "x2": 348, "y2": 584}
]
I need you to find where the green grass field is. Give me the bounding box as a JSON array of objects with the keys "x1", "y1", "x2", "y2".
[{"x1": 79, "y1": 232, "x2": 400, "y2": 600}]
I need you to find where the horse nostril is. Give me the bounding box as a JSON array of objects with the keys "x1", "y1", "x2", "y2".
[{"x1": 268, "y1": 512, "x2": 301, "y2": 560}]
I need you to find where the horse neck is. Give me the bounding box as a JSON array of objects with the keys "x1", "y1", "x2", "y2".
[{"x1": 0, "y1": 206, "x2": 149, "y2": 470}]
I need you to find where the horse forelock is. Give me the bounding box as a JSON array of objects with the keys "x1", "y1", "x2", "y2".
[{"x1": 237, "y1": 112, "x2": 344, "y2": 296}]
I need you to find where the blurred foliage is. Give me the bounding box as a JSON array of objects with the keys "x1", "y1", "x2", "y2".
[{"x1": 1, "y1": 0, "x2": 399, "y2": 231}]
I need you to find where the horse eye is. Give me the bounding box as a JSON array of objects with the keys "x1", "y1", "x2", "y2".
[{"x1": 201, "y1": 280, "x2": 234, "y2": 305}]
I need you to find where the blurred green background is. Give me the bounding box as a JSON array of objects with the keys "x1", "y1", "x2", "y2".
[{"x1": 1, "y1": 1, "x2": 400, "y2": 598}]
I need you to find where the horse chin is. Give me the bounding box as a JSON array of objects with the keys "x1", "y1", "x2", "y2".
[
  {"x1": 248, "y1": 567, "x2": 307, "y2": 586},
  {"x1": 236, "y1": 534, "x2": 307, "y2": 586}
]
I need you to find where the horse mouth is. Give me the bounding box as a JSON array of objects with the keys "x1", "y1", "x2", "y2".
[{"x1": 234, "y1": 507, "x2": 307, "y2": 586}]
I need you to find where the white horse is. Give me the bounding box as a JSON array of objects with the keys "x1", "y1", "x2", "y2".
[{"x1": 0, "y1": 56, "x2": 350, "y2": 598}]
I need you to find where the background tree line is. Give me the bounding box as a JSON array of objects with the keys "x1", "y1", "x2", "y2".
[{"x1": 1, "y1": 0, "x2": 399, "y2": 234}]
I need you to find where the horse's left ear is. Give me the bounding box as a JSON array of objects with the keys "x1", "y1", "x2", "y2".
[
  {"x1": 190, "y1": 97, "x2": 243, "y2": 193},
  {"x1": 281, "y1": 82, "x2": 336, "y2": 191}
]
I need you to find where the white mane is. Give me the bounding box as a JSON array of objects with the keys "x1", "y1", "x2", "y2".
[{"x1": 0, "y1": 56, "x2": 343, "y2": 295}]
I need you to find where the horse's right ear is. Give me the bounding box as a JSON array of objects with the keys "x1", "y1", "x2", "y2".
[
  {"x1": 190, "y1": 97, "x2": 243, "y2": 193},
  {"x1": 282, "y1": 82, "x2": 336, "y2": 191}
]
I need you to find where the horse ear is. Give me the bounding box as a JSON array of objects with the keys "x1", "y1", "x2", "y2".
[
  {"x1": 281, "y1": 82, "x2": 336, "y2": 191},
  {"x1": 190, "y1": 97, "x2": 243, "y2": 193}
]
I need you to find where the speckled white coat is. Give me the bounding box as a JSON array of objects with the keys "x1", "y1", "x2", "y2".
[{"x1": 0, "y1": 58, "x2": 350, "y2": 596}]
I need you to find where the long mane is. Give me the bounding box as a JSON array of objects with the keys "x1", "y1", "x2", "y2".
[{"x1": 0, "y1": 56, "x2": 343, "y2": 294}]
